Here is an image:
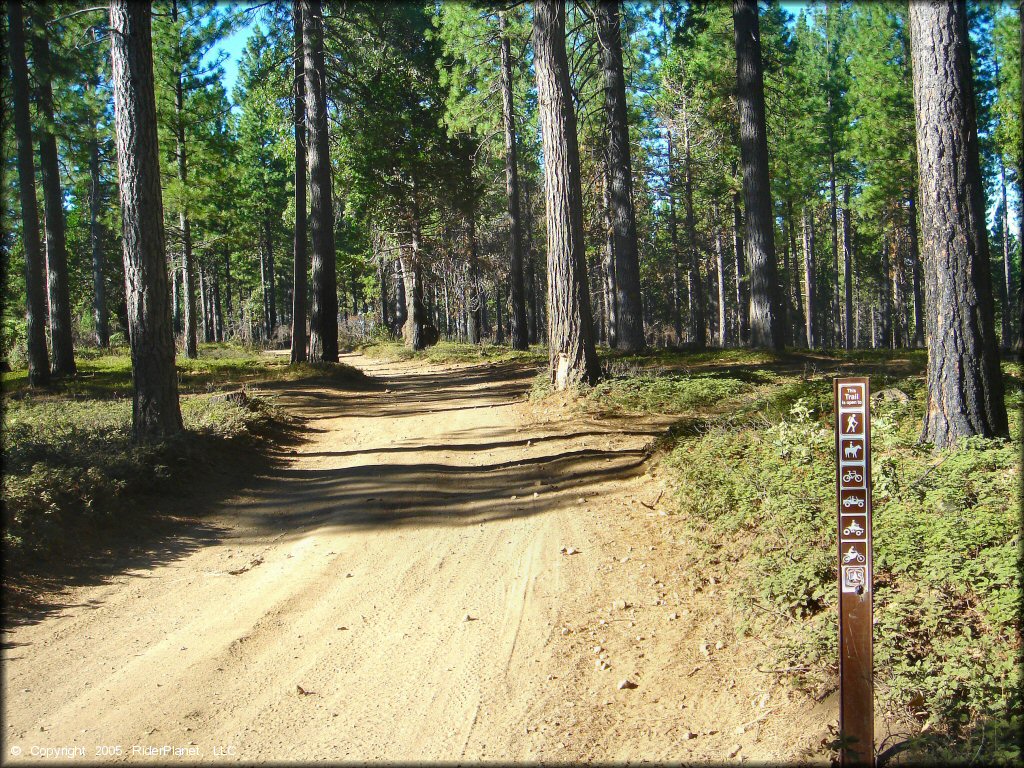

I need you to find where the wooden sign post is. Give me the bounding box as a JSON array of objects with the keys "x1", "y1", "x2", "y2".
[{"x1": 834, "y1": 377, "x2": 874, "y2": 766}]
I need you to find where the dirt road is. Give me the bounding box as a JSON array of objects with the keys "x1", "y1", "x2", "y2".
[{"x1": 3, "y1": 354, "x2": 831, "y2": 763}]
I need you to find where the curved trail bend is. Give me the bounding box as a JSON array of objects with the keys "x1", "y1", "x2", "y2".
[{"x1": 3, "y1": 354, "x2": 829, "y2": 763}]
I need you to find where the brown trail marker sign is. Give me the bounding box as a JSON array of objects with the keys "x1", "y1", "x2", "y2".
[{"x1": 834, "y1": 377, "x2": 874, "y2": 765}]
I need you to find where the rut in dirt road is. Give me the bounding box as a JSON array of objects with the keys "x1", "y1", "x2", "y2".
[{"x1": 2, "y1": 354, "x2": 666, "y2": 763}]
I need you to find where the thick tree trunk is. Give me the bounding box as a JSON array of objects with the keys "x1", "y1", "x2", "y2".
[
  {"x1": 596, "y1": 0, "x2": 644, "y2": 351},
  {"x1": 733, "y1": 188, "x2": 748, "y2": 345},
  {"x1": 910, "y1": 1, "x2": 1007, "y2": 448},
  {"x1": 7, "y1": 1, "x2": 50, "y2": 385},
  {"x1": 31, "y1": 19, "x2": 76, "y2": 376},
  {"x1": 682, "y1": 99, "x2": 706, "y2": 349},
  {"x1": 290, "y1": 0, "x2": 308, "y2": 362},
  {"x1": 534, "y1": 0, "x2": 600, "y2": 389},
  {"x1": 733, "y1": 0, "x2": 783, "y2": 350},
  {"x1": 303, "y1": 0, "x2": 338, "y2": 362},
  {"x1": 402, "y1": 201, "x2": 427, "y2": 351},
  {"x1": 842, "y1": 185, "x2": 854, "y2": 349},
  {"x1": 803, "y1": 207, "x2": 817, "y2": 349},
  {"x1": 394, "y1": 258, "x2": 407, "y2": 334},
  {"x1": 109, "y1": 0, "x2": 183, "y2": 440},
  {"x1": 498, "y1": 12, "x2": 529, "y2": 350}
]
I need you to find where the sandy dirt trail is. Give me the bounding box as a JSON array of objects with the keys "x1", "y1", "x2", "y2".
[{"x1": 3, "y1": 354, "x2": 831, "y2": 764}]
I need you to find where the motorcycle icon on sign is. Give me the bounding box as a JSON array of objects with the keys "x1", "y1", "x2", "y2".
[
  {"x1": 842, "y1": 520, "x2": 865, "y2": 537},
  {"x1": 842, "y1": 546, "x2": 866, "y2": 564}
]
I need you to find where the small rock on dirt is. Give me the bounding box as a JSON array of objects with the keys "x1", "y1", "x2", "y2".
[
  {"x1": 617, "y1": 679, "x2": 638, "y2": 690},
  {"x1": 681, "y1": 731, "x2": 696, "y2": 741},
  {"x1": 612, "y1": 599, "x2": 629, "y2": 611},
  {"x1": 728, "y1": 744, "x2": 742, "y2": 758}
]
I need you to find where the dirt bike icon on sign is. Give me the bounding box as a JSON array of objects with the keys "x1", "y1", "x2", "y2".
[{"x1": 843, "y1": 546, "x2": 866, "y2": 564}]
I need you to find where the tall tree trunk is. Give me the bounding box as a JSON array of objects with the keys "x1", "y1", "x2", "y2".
[
  {"x1": 170, "y1": 0, "x2": 198, "y2": 359},
  {"x1": 534, "y1": 0, "x2": 600, "y2": 389},
  {"x1": 999, "y1": 166, "x2": 1013, "y2": 349},
  {"x1": 667, "y1": 132, "x2": 682, "y2": 344},
  {"x1": 89, "y1": 126, "x2": 109, "y2": 348},
  {"x1": 378, "y1": 257, "x2": 390, "y2": 332},
  {"x1": 602, "y1": 157, "x2": 618, "y2": 348},
  {"x1": 498, "y1": 11, "x2": 529, "y2": 350},
  {"x1": 733, "y1": 0, "x2": 783, "y2": 350},
  {"x1": 261, "y1": 224, "x2": 276, "y2": 340},
  {"x1": 910, "y1": 1, "x2": 1007, "y2": 448},
  {"x1": 522, "y1": 177, "x2": 540, "y2": 345},
  {"x1": 908, "y1": 191, "x2": 925, "y2": 347},
  {"x1": 31, "y1": 17, "x2": 76, "y2": 376},
  {"x1": 402, "y1": 196, "x2": 427, "y2": 351},
  {"x1": 788, "y1": 198, "x2": 805, "y2": 347},
  {"x1": 7, "y1": 1, "x2": 50, "y2": 385},
  {"x1": 842, "y1": 185, "x2": 854, "y2": 349},
  {"x1": 394, "y1": 258, "x2": 407, "y2": 335},
  {"x1": 109, "y1": 0, "x2": 183, "y2": 440},
  {"x1": 466, "y1": 212, "x2": 482, "y2": 344},
  {"x1": 290, "y1": 0, "x2": 308, "y2": 362},
  {"x1": 213, "y1": 271, "x2": 223, "y2": 342},
  {"x1": 223, "y1": 246, "x2": 233, "y2": 334},
  {"x1": 596, "y1": 0, "x2": 644, "y2": 351},
  {"x1": 733, "y1": 187, "x2": 749, "y2": 344},
  {"x1": 830, "y1": 153, "x2": 840, "y2": 347},
  {"x1": 803, "y1": 206, "x2": 817, "y2": 349},
  {"x1": 715, "y1": 210, "x2": 727, "y2": 348},
  {"x1": 880, "y1": 237, "x2": 893, "y2": 348},
  {"x1": 303, "y1": 0, "x2": 338, "y2": 362},
  {"x1": 682, "y1": 97, "x2": 706, "y2": 349}
]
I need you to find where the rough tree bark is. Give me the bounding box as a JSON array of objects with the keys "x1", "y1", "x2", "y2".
[
  {"x1": 733, "y1": 0, "x2": 783, "y2": 350},
  {"x1": 498, "y1": 11, "x2": 529, "y2": 350},
  {"x1": 31, "y1": 16, "x2": 76, "y2": 376},
  {"x1": 6, "y1": 1, "x2": 50, "y2": 385},
  {"x1": 290, "y1": 0, "x2": 308, "y2": 363},
  {"x1": 533, "y1": 0, "x2": 600, "y2": 389},
  {"x1": 261, "y1": 222, "x2": 276, "y2": 340},
  {"x1": 602, "y1": 157, "x2": 618, "y2": 348},
  {"x1": 667, "y1": 132, "x2": 682, "y2": 344},
  {"x1": 596, "y1": 0, "x2": 644, "y2": 351},
  {"x1": 109, "y1": 0, "x2": 183, "y2": 440},
  {"x1": 402, "y1": 196, "x2": 427, "y2": 351},
  {"x1": 909, "y1": 1, "x2": 1007, "y2": 448},
  {"x1": 303, "y1": 0, "x2": 338, "y2": 362}
]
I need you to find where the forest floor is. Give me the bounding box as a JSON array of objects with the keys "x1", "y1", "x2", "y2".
[{"x1": 1, "y1": 350, "x2": 847, "y2": 764}]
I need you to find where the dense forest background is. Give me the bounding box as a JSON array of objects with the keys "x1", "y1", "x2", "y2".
[{"x1": 2, "y1": 0, "x2": 1020, "y2": 366}]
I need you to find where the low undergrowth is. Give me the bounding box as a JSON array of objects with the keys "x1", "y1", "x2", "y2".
[
  {"x1": 1, "y1": 342, "x2": 365, "y2": 570},
  {"x1": 356, "y1": 339, "x2": 546, "y2": 366},
  {"x1": 650, "y1": 355, "x2": 1021, "y2": 765}
]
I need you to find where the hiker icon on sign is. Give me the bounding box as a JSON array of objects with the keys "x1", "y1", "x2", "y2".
[{"x1": 844, "y1": 413, "x2": 859, "y2": 434}]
